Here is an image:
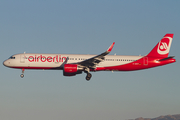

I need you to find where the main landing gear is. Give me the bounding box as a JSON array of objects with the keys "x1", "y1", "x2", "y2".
[
  {"x1": 20, "y1": 69, "x2": 24, "y2": 78},
  {"x1": 84, "y1": 68, "x2": 92, "y2": 81},
  {"x1": 86, "y1": 73, "x2": 92, "y2": 81}
]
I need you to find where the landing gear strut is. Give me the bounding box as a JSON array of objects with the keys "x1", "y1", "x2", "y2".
[
  {"x1": 84, "y1": 67, "x2": 92, "y2": 81},
  {"x1": 20, "y1": 69, "x2": 24, "y2": 78}
]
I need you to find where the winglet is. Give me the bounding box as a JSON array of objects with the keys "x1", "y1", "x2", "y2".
[{"x1": 107, "y1": 42, "x2": 115, "y2": 52}]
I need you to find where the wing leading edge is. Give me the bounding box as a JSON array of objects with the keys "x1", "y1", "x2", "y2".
[{"x1": 75, "y1": 42, "x2": 115, "y2": 69}]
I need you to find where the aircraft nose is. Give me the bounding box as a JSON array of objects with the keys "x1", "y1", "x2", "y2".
[{"x1": 3, "y1": 60, "x2": 9, "y2": 67}]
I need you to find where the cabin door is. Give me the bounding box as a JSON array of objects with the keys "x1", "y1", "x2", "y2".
[
  {"x1": 20, "y1": 54, "x2": 25, "y2": 63},
  {"x1": 143, "y1": 57, "x2": 148, "y2": 66}
]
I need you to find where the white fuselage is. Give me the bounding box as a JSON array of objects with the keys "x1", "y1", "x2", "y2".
[{"x1": 4, "y1": 53, "x2": 143, "y2": 69}]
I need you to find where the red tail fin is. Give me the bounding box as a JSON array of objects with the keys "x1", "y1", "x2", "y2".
[{"x1": 146, "y1": 34, "x2": 174, "y2": 58}]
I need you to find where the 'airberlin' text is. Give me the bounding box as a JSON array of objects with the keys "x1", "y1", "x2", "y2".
[{"x1": 28, "y1": 55, "x2": 67, "y2": 62}]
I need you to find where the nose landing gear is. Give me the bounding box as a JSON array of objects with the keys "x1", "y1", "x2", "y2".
[{"x1": 20, "y1": 69, "x2": 24, "y2": 78}]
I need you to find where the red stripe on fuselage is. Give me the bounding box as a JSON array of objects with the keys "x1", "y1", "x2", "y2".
[{"x1": 11, "y1": 66, "x2": 63, "y2": 70}]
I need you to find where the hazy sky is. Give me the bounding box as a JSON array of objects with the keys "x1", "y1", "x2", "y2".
[{"x1": 0, "y1": 1, "x2": 180, "y2": 120}]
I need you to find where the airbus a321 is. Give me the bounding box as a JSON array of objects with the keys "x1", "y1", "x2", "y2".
[{"x1": 3, "y1": 34, "x2": 176, "y2": 81}]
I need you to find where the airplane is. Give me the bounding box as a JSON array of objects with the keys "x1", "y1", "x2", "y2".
[{"x1": 3, "y1": 34, "x2": 176, "y2": 81}]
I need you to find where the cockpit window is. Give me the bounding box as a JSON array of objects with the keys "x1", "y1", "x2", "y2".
[{"x1": 9, "y1": 56, "x2": 15, "y2": 59}]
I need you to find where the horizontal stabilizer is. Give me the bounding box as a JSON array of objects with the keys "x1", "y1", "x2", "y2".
[{"x1": 159, "y1": 56, "x2": 175, "y2": 61}]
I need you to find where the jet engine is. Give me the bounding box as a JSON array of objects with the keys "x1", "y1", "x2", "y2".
[{"x1": 63, "y1": 64, "x2": 82, "y2": 76}]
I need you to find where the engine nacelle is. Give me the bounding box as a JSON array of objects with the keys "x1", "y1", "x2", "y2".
[{"x1": 63, "y1": 64, "x2": 82, "y2": 76}]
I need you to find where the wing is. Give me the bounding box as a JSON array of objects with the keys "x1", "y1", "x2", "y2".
[{"x1": 76, "y1": 42, "x2": 115, "y2": 69}]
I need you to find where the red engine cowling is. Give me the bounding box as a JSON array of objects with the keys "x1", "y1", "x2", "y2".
[{"x1": 63, "y1": 64, "x2": 82, "y2": 76}]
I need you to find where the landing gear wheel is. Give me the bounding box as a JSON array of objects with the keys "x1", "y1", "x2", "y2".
[
  {"x1": 20, "y1": 74, "x2": 24, "y2": 78},
  {"x1": 86, "y1": 73, "x2": 92, "y2": 81},
  {"x1": 20, "y1": 69, "x2": 25, "y2": 78}
]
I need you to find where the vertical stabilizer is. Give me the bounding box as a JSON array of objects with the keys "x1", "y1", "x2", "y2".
[{"x1": 146, "y1": 34, "x2": 173, "y2": 58}]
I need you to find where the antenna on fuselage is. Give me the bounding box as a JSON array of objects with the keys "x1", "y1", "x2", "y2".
[{"x1": 24, "y1": 52, "x2": 26, "y2": 58}]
